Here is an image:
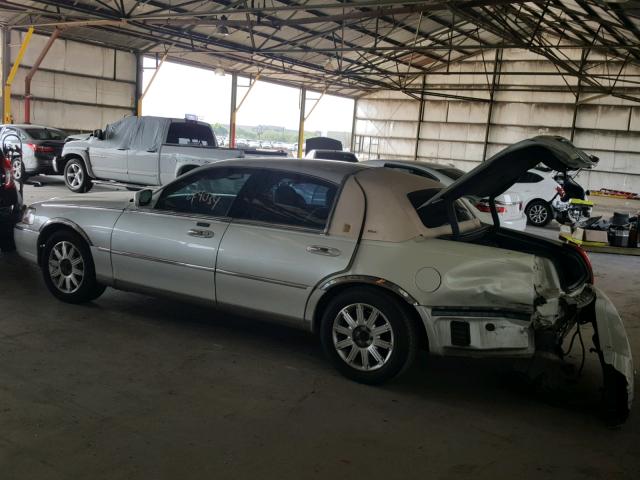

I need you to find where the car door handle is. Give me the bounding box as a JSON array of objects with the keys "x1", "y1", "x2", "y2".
[
  {"x1": 306, "y1": 245, "x2": 341, "y2": 257},
  {"x1": 188, "y1": 229, "x2": 214, "y2": 238}
]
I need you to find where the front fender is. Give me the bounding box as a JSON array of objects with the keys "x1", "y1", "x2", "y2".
[{"x1": 61, "y1": 148, "x2": 95, "y2": 178}]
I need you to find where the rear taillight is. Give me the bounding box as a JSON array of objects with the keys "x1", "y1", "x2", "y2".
[
  {"x1": 556, "y1": 185, "x2": 566, "y2": 197},
  {"x1": 475, "y1": 200, "x2": 506, "y2": 214},
  {"x1": 569, "y1": 243, "x2": 594, "y2": 285},
  {"x1": 2, "y1": 157, "x2": 15, "y2": 189},
  {"x1": 26, "y1": 143, "x2": 55, "y2": 153}
]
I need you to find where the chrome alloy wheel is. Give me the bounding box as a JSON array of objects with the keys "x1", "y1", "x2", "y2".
[
  {"x1": 332, "y1": 303, "x2": 394, "y2": 371},
  {"x1": 11, "y1": 159, "x2": 22, "y2": 180},
  {"x1": 66, "y1": 163, "x2": 84, "y2": 189},
  {"x1": 529, "y1": 204, "x2": 548, "y2": 224},
  {"x1": 48, "y1": 241, "x2": 85, "y2": 294}
]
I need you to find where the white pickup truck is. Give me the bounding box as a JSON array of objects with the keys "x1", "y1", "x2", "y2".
[{"x1": 58, "y1": 116, "x2": 246, "y2": 193}]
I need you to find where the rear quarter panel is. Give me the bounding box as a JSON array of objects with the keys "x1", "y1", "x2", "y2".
[{"x1": 344, "y1": 237, "x2": 537, "y2": 311}]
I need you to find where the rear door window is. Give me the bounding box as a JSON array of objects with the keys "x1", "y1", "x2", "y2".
[
  {"x1": 231, "y1": 170, "x2": 338, "y2": 230},
  {"x1": 23, "y1": 128, "x2": 66, "y2": 140}
]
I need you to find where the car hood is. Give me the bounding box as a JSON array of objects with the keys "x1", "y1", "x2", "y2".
[
  {"x1": 41, "y1": 191, "x2": 135, "y2": 210},
  {"x1": 423, "y1": 136, "x2": 598, "y2": 206}
]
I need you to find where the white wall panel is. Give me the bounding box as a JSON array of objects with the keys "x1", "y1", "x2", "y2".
[
  {"x1": 6, "y1": 31, "x2": 136, "y2": 130},
  {"x1": 353, "y1": 47, "x2": 640, "y2": 191}
]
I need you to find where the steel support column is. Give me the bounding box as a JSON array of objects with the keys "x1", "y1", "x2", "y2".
[
  {"x1": 230, "y1": 73, "x2": 261, "y2": 149},
  {"x1": 350, "y1": 97, "x2": 358, "y2": 153},
  {"x1": 297, "y1": 87, "x2": 307, "y2": 158},
  {"x1": 134, "y1": 52, "x2": 143, "y2": 117},
  {"x1": 482, "y1": 49, "x2": 502, "y2": 161},
  {"x1": 24, "y1": 28, "x2": 60, "y2": 123},
  {"x1": 229, "y1": 73, "x2": 238, "y2": 148},
  {"x1": 414, "y1": 75, "x2": 426, "y2": 160},
  {"x1": 3, "y1": 26, "x2": 34, "y2": 124},
  {"x1": 1, "y1": 27, "x2": 10, "y2": 122},
  {"x1": 137, "y1": 51, "x2": 168, "y2": 116}
]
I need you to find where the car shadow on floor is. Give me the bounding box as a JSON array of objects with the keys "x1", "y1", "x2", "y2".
[{"x1": 1, "y1": 251, "x2": 610, "y2": 427}]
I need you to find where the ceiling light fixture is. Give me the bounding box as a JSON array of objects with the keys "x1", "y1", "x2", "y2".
[{"x1": 216, "y1": 15, "x2": 230, "y2": 36}]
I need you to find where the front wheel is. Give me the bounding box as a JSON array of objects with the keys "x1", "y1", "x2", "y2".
[
  {"x1": 320, "y1": 287, "x2": 418, "y2": 384},
  {"x1": 41, "y1": 230, "x2": 106, "y2": 303},
  {"x1": 525, "y1": 200, "x2": 553, "y2": 227},
  {"x1": 64, "y1": 158, "x2": 92, "y2": 193}
]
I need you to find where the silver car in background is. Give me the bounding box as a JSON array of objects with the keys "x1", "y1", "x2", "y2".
[
  {"x1": 0, "y1": 124, "x2": 66, "y2": 180},
  {"x1": 14, "y1": 137, "x2": 632, "y2": 423},
  {"x1": 363, "y1": 159, "x2": 527, "y2": 231}
]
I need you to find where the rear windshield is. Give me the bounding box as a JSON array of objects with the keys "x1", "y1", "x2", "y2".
[
  {"x1": 314, "y1": 151, "x2": 358, "y2": 162},
  {"x1": 23, "y1": 128, "x2": 66, "y2": 140},
  {"x1": 436, "y1": 167, "x2": 465, "y2": 181},
  {"x1": 408, "y1": 188, "x2": 474, "y2": 229},
  {"x1": 166, "y1": 123, "x2": 216, "y2": 146}
]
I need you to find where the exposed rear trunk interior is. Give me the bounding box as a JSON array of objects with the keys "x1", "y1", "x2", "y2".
[{"x1": 450, "y1": 226, "x2": 590, "y2": 292}]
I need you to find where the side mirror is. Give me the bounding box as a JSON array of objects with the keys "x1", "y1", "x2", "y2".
[
  {"x1": 92, "y1": 129, "x2": 104, "y2": 140},
  {"x1": 134, "y1": 189, "x2": 153, "y2": 208}
]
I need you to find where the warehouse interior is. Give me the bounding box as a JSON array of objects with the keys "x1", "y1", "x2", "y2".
[{"x1": 1, "y1": 1, "x2": 640, "y2": 479}]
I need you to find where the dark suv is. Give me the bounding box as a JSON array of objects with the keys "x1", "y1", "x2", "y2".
[{"x1": 0, "y1": 124, "x2": 66, "y2": 181}]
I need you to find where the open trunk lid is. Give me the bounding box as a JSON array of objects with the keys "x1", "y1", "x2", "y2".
[{"x1": 422, "y1": 136, "x2": 598, "y2": 207}]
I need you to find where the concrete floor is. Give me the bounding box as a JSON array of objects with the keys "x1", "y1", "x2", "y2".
[{"x1": 1, "y1": 177, "x2": 639, "y2": 479}]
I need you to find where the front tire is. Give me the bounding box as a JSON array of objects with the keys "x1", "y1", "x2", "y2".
[
  {"x1": 320, "y1": 287, "x2": 418, "y2": 384},
  {"x1": 41, "y1": 230, "x2": 106, "y2": 303},
  {"x1": 64, "y1": 158, "x2": 92, "y2": 193},
  {"x1": 525, "y1": 200, "x2": 553, "y2": 227}
]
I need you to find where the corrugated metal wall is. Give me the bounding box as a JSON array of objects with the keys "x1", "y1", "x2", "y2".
[
  {"x1": 353, "y1": 48, "x2": 640, "y2": 192},
  {"x1": 1, "y1": 30, "x2": 136, "y2": 131}
]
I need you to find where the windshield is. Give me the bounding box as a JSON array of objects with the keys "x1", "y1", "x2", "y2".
[
  {"x1": 408, "y1": 188, "x2": 474, "y2": 229},
  {"x1": 23, "y1": 128, "x2": 66, "y2": 140}
]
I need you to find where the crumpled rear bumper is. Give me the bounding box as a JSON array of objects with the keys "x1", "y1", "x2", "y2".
[{"x1": 589, "y1": 287, "x2": 634, "y2": 422}]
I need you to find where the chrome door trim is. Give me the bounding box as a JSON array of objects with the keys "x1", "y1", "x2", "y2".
[
  {"x1": 40, "y1": 204, "x2": 122, "y2": 212},
  {"x1": 102, "y1": 247, "x2": 215, "y2": 272},
  {"x1": 216, "y1": 269, "x2": 308, "y2": 290},
  {"x1": 229, "y1": 217, "x2": 326, "y2": 235},
  {"x1": 130, "y1": 207, "x2": 231, "y2": 224}
]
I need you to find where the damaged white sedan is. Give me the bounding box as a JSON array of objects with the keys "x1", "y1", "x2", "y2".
[{"x1": 15, "y1": 136, "x2": 633, "y2": 422}]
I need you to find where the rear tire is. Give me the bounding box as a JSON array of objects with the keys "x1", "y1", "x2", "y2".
[
  {"x1": 40, "y1": 230, "x2": 106, "y2": 303},
  {"x1": 320, "y1": 287, "x2": 418, "y2": 384},
  {"x1": 64, "y1": 158, "x2": 92, "y2": 193},
  {"x1": 11, "y1": 158, "x2": 26, "y2": 182},
  {"x1": 525, "y1": 200, "x2": 553, "y2": 227}
]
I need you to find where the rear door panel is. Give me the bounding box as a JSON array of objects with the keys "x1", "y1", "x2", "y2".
[{"x1": 216, "y1": 223, "x2": 356, "y2": 322}]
